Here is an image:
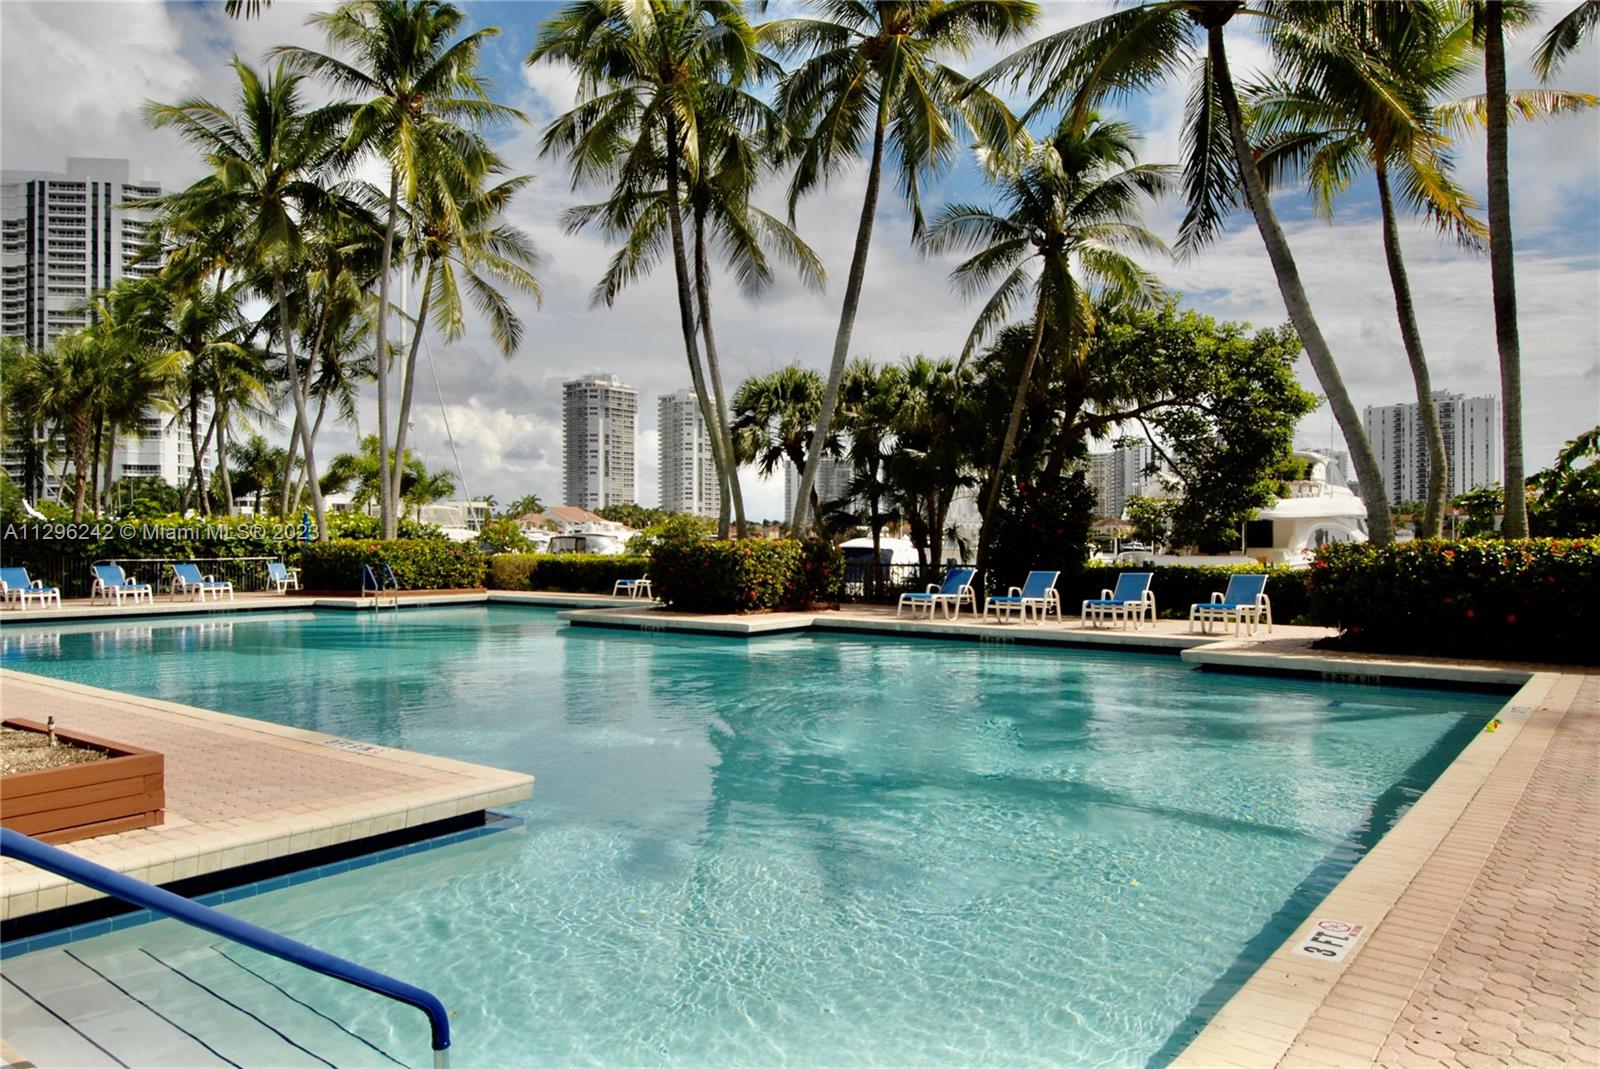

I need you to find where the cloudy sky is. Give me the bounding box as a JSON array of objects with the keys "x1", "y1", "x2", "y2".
[{"x1": 3, "y1": 1, "x2": 1596, "y2": 519}]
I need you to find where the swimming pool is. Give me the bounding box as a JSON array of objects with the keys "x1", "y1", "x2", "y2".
[{"x1": 2, "y1": 606, "x2": 1504, "y2": 1067}]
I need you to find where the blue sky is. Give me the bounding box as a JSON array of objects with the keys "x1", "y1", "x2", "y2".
[{"x1": 3, "y1": 0, "x2": 1596, "y2": 518}]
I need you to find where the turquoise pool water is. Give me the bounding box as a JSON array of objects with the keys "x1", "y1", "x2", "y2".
[{"x1": 2, "y1": 607, "x2": 1504, "y2": 1067}]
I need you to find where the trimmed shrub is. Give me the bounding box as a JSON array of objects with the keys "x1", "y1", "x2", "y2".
[
  {"x1": 792, "y1": 538, "x2": 846, "y2": 610},
  {"x1": 298, "y1": 540, "x2": 485, "y2": 591},
  {"x1": 651, "y1": 538, "x2": 830, "y2": 613},
  {"x1": 1065, "y1": 562, "x2": 1313, "y2": 623},
  {"x1": 1308, "y1": 538, "x2": 1599, "y2": 664},
  {"x1": 486, "y1": 553, "x2": 648, "y2": 593}
]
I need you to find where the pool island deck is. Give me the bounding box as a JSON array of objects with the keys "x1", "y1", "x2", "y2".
[{"x1": 0, "y1": 670, "x2": 533, "y2": 933}]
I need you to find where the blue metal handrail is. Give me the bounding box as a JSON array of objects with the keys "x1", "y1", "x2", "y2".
[{"x1": 1, "y1": 828, "x2": 450, "y2": 1065}]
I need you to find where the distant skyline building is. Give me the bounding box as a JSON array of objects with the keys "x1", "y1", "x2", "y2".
[
  {"x1": 563, "y1": 373, "x2": 638, "y2": 510},
  {"x1": 783, "y1": 454, "x2": 854, "y2": 524},
  {"x1": 1363, "y1": 391, "x2": 1499, "y2": 505},
  {"x1": 0, "y1": 157, "x2": 197, "y2": 500},
  {"x1": 1087, "y1": 440, "x2": 1157, "y2": 519},
  {"x1": 657, "y1": 389, "x2": 718, "y2": 517}
]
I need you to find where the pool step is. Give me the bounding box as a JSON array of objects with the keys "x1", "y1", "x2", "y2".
[{"x1": 1, "y1": 941, "x2": 412, "y2": 1068}]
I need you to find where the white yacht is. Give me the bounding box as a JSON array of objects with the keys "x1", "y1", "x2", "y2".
[{"x1": 1242, "y1": 451, "x2": 1369, "y2": 565}]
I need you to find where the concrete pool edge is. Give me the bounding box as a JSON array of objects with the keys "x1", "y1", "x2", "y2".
[
  {"x1": 1167, "y1": 668, "x2": 1570, "y2": 1068},
  {"x1": 0, "y1": 670, "x2": 534, "y2": 924}
]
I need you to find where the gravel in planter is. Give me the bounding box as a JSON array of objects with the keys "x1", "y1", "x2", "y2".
[{"x1": 1, "y1": 725, "x2": 107, "y2": 776}]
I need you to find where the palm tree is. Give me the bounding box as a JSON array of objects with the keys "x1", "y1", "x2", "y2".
[
  {"x1": 277, "y1": 0, "x2": 520, "y2": 539},
  {"x1": 923, "y1": 115, "x2": 1171, "y2": 584},
  {"x1": 730, "y1": 364, "x2": 834, "y2": 524},
  {"x1": 561, "y1": 76, "x2": 824, "y2": 538},
  {"x1": 763, "y1": 0, "x2": 1038, "y2": 535},
  {"x1": 977, "y1": 0, "x2": 1403, "y2": 543},
  {"x1": 1252, "y1": 5, "x2": 1594, "y2": 537},
  {"x1": 28, "y1": 331, "x2": 117, "y2": 521},
  {"x1": 1533, "y1": 1, "x2": 1599, "y2": 78},
  {"x1": 390, "y1": 152, "x2": 541, "y2": 522},
  {"x1": 148, "y1": 59, "x2": 361, "y2": 541},
  {"x1": 532, "y1": 0, "x2": 771, "y2": 540},
  {"x1": 838, "y1": 358, "x2": 905, "y2": 590},
  {"x1": 229, "y1": 432, "x2": 286, "y2": 515},
  {"x1": 882, "y1": 354, "x2": 975, "y2": 566}
]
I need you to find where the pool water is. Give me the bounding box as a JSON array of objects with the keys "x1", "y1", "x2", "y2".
[{"x1": 2, "y1": 607, "x2": 1504, "y2": 1067}]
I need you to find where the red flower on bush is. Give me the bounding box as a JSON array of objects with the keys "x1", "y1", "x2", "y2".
[
  {"x1": 1464, "y1": 608, "x2": 1475, "y2": 619},
  {"x1": 1441, "y1": 549, "x2": 1455, "y2": 559},
  {"x1": 1506, "y1": 613, "x2": 1517, "y2": 624}
]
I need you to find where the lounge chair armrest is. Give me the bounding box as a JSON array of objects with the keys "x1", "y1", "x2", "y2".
[
  {"x1": 1210, "y1": 592, "x2": 1223, "y2": 602},
  {"x1": 1008, "y1": 586, "x2": 1022, "y2": 597},
  {"x1": 1101, "y1": 589, "x2": 1113, "y2": 599},
  {"x1": 925, "y1": 583, "x2": 940, "y2": 593},
  {"x1": 31, "y1": 579, "x2": 44, "y2": 589}
]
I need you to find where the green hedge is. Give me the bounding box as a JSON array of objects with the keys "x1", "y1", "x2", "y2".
[
  {"x1": 486, "y1": 553, "x2": 649, "y2": 593},
  {"x1": 1067, "y1": 563, "x2": 1313, "y2": 623},
  {"x1": 1309, "y1": 538, "x2": 1599, "y2": 664},
  {"x1": 650, "y1": 538, "x2": 842, "y2": 613},
  {"x1": 298, "y1": 540, "x2": 485, "y2": 591}
]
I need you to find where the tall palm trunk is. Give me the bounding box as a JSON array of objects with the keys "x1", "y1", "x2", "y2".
[
  {"x1": 791, "y1": 102, "x2": 888, "y2": 535},
  {"x1": 1376, "y1": 162, "x2": 1448, "y2": 536},
  {"x1": 663, "y1": 124, "x2": 728, "y2": 529},
  {"x1": 1207, "y1": 21, "x2": 1394, "y2": 543},
  {"x1": 215, "y1": 397, "x2": 234, "y2": 517},
  {"x1": 375, "y1": 170, "x2": 400, "y2": 539},
  {"x1": 101, "y1": 425, "x2": 117, "y2": 515},
  {"x1": 280, "y1": 414, "x2": 302, "y2": 517},
  {"x1": 69, "y1": 408, "x2": 92, "y2": 521},
  {"x1": 274, "y1": 273, "x2": 329, "y2": 541},
  {"x1": 188, "y1": 374, "x2": 207, "y2": 513},
  {"x1": 389, "y1": 262, "x2": 436, "y2": 513},
  {"x1": 1484, "y1": 2, "x2": 1527, "y2": 537},
  {"x1": 290, "y1": 394, "x2": 332, "y2": 514},
  {"x1": 91, "y1": 412, "x2": 104, "y2": 519},
  {"x1": 692, "y1": 206, "x2": 748, "y2": 537},
  {"x1": 975, "y1": 279, "x2": 1053, "y2": 588}
]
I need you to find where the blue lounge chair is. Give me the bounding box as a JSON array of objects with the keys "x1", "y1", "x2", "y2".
[
  {"x1": 897, "y1": 567, "x2": 977, "y2": 620},
  {"x1": 983, "y1": 570, "x2": 1061, "y2": 624},
  {"x1": 266, "y1": 560, "x2": 300, "y2": 593},
  {"x1": 1190, "y1": 573, "x2": 1272, "y2": 636},
  {"x1": 0, "y1": 567, "x2": 60, "y2": 609},
  {"x1": 612, "y1": 573, "x2": 653, "y2": 599},
  {"x1": 90, "y1": 563, "x2": 154, "y2": 606},
  {"x1": 171, "y1": 562, "x2": 234, "y2": 602},
  {"x1": 1080, "y1": 572, "x2": 1155, "y2": 630}
]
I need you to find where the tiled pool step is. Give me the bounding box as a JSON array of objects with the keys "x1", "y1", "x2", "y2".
[{"x1": 3, "y1": 939, "x2": 412, "y2": 1068}]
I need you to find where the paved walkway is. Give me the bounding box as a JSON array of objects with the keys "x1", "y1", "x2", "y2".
[{"x1": 1372, "y1": 674, "x2": 1598, "y2": 1069}]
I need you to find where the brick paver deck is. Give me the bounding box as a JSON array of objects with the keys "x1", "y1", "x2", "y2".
[{"x1": 1372, "y1": 675, "x2": 1598, "y2": 1069}]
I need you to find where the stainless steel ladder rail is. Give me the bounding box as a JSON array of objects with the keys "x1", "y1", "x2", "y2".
[{"x1": 0, "y1": 828, "x2": 451, "y2": 1067}]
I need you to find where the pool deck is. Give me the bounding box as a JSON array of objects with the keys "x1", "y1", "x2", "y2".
[
  {"x1": 0, "y1": 670, "x2": 533, "y2": 926},
  {"x1": 2, "y1": 593, "x2": 1595, "y2": 1069}
]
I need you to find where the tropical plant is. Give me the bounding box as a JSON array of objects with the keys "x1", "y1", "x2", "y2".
[
  {"x1": 321, "y1": 434, "x2": 453, "y2": 517},
  {"x1": 532, "y1": 0, "x2": 785, "y2": 540},
  {"x1": 837, "y1": 359, "x2": 906, "y2": 580},
  {"x1": 391, "y1": 156, "x2": 541, "y2": 522},
  {"x1": 1532, "y1": 1, "x2": 1599, "y2": 78},
  {"x1": 277, "y1": 0, "x2": 520, "y2": 539},
  {"x1": 229, "y1": 431, "x2": 288, "y2": 515},
  {"x1": 1529, "y1": 427, "x2": 1600, "y2": 537},
  {"x1": 976, "y1": 0, "x2": 1406, "y2": 544},
  {"x1": 731, "y1": 364, "x2": 836, "y2": 524},
  {"x1": 763, "y1": 0, "x2": 1038, "y2": 534},
  {"x1": 923, "y1": 114, "x2": 1171, "y2": 582},
  {"x1": 148, "y1": 59, "x2": 364, "y2": 541},
  {"x1": 882, "y1": 355, "x2": 976, "y2": 566}
]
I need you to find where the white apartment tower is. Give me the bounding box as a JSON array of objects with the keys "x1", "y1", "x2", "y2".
[
  {"x1": 658, "y1": 389, "x2": 718, "y2": 517},
  {"x1": 1363, "y1": 392, "x2": 1500, "y2": 505},
  {"x1": 0, "y1": 158, "x2": 203, "y2": 500},
  {"x1": 1087, "y1": 440, "x2": 1156, "y2": 519},
  {"x1": 563, "y1": 374, "x2": 637, "y2": 510},
  {"x1": 784, "y1": 454, "x2": 855, "y2": 525}
]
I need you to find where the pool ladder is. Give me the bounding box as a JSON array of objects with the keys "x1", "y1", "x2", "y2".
[{"x1": 361, "y1": 563, "x2": 400, "y2": 610}]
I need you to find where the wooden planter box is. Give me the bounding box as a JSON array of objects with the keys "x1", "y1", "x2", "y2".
[{"x1": 1, "y1": 719, "x2": 164, "y2": 844}]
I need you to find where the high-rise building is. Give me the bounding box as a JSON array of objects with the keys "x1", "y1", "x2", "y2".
[
  {"x1": 1086, "y1": 440, "x2": 1156, "y2": 518},
  {"x1": 658, "y1": 389, "x2": 718, "y2": 517},
  {"x1": 783, "y1": 454, "x2": 855, "y2": 524},
  {"x1": 0, "y1": 158, "x2": 196, "y2": 500},
  {"x1": 2, "y1": 158, "x2": 161, "y2": 350},
  {"x1": 1363, "y1": 392, "x2": 1499, "y2": 505},
  {"x1": 563, "y1": 374, "x2": 637, "y2": 510}
]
